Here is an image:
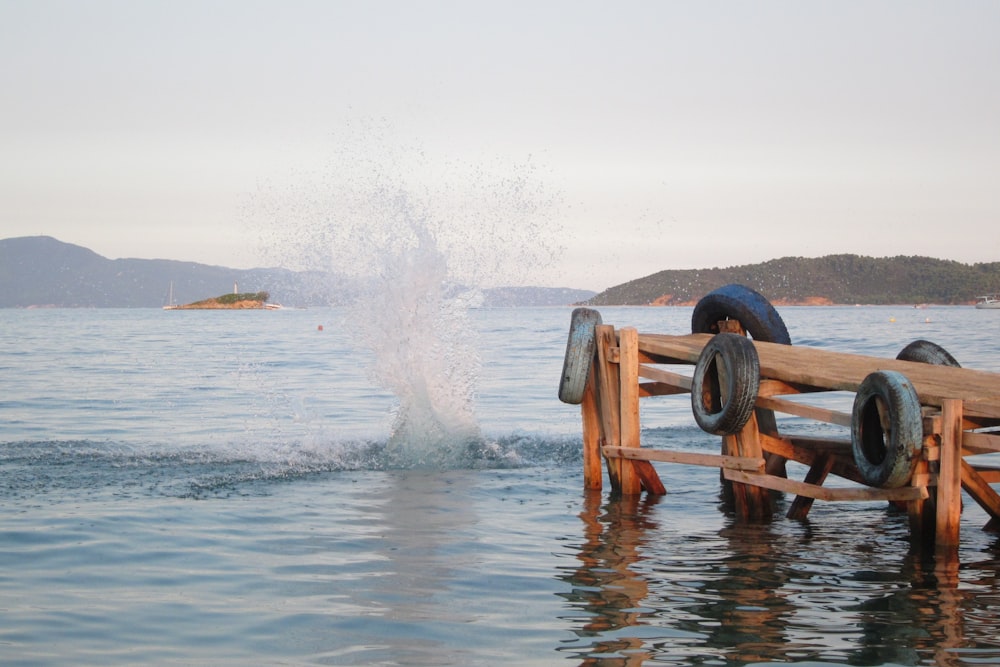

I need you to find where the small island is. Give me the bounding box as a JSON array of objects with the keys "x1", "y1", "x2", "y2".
[{"x1": 164, "y1": 291, "x2": 281, "y2": 310}]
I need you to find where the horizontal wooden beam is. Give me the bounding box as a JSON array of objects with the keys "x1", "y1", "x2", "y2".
[
  {"x1": 758, "y1": 378, "x2": 828, "y2": 396},
  {"x1": 723, "y1": 469, "x2": 929, "y2": 502},
  {"x1": 602, "y1": 445, "x2": 765, "y2": 472},
  {"x1": 755, "y1": 395, "x2": 852, "y2": 427},
  {"x1": 637, "y1": 363, "x2": 692, "y2": 390},
  {"x1": 964, "y1": 430, "x2": 1000, "y2": 454},
  {"x1": 638, "y1": 381, "x2": 689, "y2": 397}
]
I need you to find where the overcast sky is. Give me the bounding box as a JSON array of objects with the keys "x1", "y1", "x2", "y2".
[{"x1": 2, "y1": 1, "x2": 998, "y2": 291}]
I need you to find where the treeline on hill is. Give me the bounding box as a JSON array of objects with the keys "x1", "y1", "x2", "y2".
[
  {"x1": 584, "y1": 255, "x2": 1000, "y2": 306},
  {"x1": 211, "y1": 292, "x2": 270, "y2": 305}
]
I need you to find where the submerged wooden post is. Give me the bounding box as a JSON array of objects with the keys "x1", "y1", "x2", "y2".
[
  {"x1": 594, "y1": 325, "x2": 626, "y2": 492},
  {"x1": 722, "y1": 412, "x2": 773, "y2": 521},
  {"x1": 907, "y1": 456, "x2": 935, "y2": 546},
  {"x1": 786, "y1": 454, "x2": 834, "y2": 520},
  {"x1": 935, "y1": 398, "x2": 964, "y2": 549},
  {"x1": 580, "y1": 366, "x2": 603, "y2": 490},
  {"x1": 618, "y1": 327, "x2": 665, "y2": 495},
  {"x1": 616, "y1": 327, "x2": 643, "y2": 495}
]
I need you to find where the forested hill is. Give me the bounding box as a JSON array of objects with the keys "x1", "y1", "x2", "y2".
[{"x1": 583, "y1": 255, "x2": 1000, "y2": 306}]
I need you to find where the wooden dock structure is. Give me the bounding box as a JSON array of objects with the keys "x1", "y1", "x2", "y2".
[{"x1": 560, "y1": 286, "x2": 1000, "y2": 562}]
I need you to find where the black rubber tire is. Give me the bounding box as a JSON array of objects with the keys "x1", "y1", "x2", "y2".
[
  {"x1": 558, "y1": 308, "x2": 602, "y2": 404},
  {"x1": 691, "y1": 333, "x2": 761, "y2": 435},
  {"x1": 851, "y1": 370, "x2": 923, "y2": 489},
  {"x1": 896, "y1": 340, "x2": 960, "y2": 367},
  {"x1": 691, "y1": 284, "x2": 792, "y2": 344}
]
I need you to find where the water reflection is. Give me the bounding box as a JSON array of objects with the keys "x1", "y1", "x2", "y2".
[
  {"x1": 560, "y1": 491, "x2": 1000, "y2": 666},
  {"x1": 558, "y1": 489, "x2": 662, "y2": 664},
  {"x1": 327, "y1": 470, "x2": 479, "y2": 666}
]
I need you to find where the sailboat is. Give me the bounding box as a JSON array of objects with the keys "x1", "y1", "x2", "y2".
[{"x1": 163, "y1": 282, "x2": 179, "y2": 310}]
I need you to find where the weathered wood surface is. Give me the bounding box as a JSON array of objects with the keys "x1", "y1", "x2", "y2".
[
  {"x1": 638, "y1": 333, "x2": 1000, "y2": 421},
  {"x1": 619, "y1": 327, "x2": 666, "y2": 495},
  {"x1": 723, "y1": 468, "x2": 929, "y2": 502},
  {"x1": 602, "y1": 445, "x2": 764, "y2": 472},
  {"x1": 581, "y1": 325, "x2": 1000, "y2": 556}
]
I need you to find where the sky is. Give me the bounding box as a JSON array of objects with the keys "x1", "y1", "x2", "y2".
[{"x1": 1, "y1": 0, "x2": 998, "y2": 291}]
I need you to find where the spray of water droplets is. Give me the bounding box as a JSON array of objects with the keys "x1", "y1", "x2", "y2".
[{"x1": 243, "y1": 124, "x2": 564, "y2": 467}]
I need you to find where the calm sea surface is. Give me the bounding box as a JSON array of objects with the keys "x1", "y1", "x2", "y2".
[{"x1": 2, "y1": 305, "x2": 999, "y2": 666}]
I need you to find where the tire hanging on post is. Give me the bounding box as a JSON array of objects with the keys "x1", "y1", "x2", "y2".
[
  {"x1": 558, "y1": 307, "x2": 602, "y2": 405},
  {"x1": 850, "y1": 370, "x2": 924, "y2": 489},
  {"x1": 690, "y1": 333, "x2": 761, "y2": 436},
  {"x1": 896, "y1": 340, "x2": 961, "y2": 367},
  {"x1": 691, "y1": 284, "x2": 791, "y2": 344}
]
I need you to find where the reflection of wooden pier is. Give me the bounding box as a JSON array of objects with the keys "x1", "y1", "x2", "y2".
[{"x1": 560, "y1": 286, "x2": 1000, "y2": 560}]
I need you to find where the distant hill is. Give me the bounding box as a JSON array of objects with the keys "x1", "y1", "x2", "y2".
[
  {"x1": 583, "y1": 255, "x2": 1000, "y2": 306},
  {"x1": 0, "y1": 236, "x2": 594, "y2": 308}
]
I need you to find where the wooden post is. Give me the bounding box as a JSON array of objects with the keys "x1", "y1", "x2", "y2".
[
  {"x1": 594, "y1": 325, "x2": 624, "y2": 492},
  {"x1": 617, "y1": 327, "x2": 643, "y2": 495},
  {"x1": 580, "y1": 365, "x2": 603, "y2": 490},
  {"x1": 617, "y1": 327, "x2": 665, "y2": 495},
  {"x1": 722, "y1": 412, "x2": 774, "y2": 521},
  {"x1": 716, "y1": 317, "x2": 772, "y2": 520},
  {"x1": 907, "y1": 457, "x2": 935, "y2": 546},
  {"x1": 786, "y1": 454, "x2": 833, "y2": 520},
  {"x1": 935, "y1": 398, "x2": 964, "y2": 550}
]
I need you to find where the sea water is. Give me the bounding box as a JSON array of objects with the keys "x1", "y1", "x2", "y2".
[{"x1": 2, "y1": 305, "x2": 1000, "y2": 666}]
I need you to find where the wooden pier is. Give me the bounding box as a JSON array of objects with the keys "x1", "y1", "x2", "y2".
[{"x1": 560, "y1": 286, "x2": 1000, "y2": 561}]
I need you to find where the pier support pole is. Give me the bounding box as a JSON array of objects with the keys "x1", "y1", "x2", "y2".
[
  {"x1": 935, "y1": 399, "x2": 964, "y2": 554},
  {"x1": 616, "y1": 327, "x2": 643, "y2": 496},
  {"x1": 580, "y1": 367, "x2": 603, "y2": 491},
  {"x1": 722, "y1": 413, "x2": 773, "y2": 521},
  {"x1": 589, "y1": 325, "x2": 663, "y2": 496},
  {"x1": 594, "y1": 325, "x2": 629, "y2": 494},
  {"x1": 907, "y1": 456, "x2": 935, "y2": 547},
  {"x1": 618, "y1": 327, "x2": 665, "y2": 495}
]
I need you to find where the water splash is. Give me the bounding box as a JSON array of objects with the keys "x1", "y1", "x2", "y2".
[
  {"x1": 245, "y1": 124, "x2": 562, "y2": 467},
  {"x1": 349, "y1": 188, "x2": 482, "y2": 466}
]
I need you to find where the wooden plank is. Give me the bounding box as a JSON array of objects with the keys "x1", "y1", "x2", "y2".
[
  {"x1": 638, "y1": 381, "x2": 689, "y2": 397},
  {"x1": 936, "y1": 399, "x2": 964, "y2": 548},
  {"x1": 637, "y1": 364, "x2": 692, "y2": 391},
  {"x1": 758, "y1": 378, "x2": 827, "y2": 396},
  {"x1": 758, "y1": 432, "x2": 868, "y2": 486},
  {"x1": 963, "y1": 431, "x2": 1000, "y2": 454},
  {"x1": 602, "y1": 445, "x2": 765, "y2": 471},
  {"x1": 724, "y1": 468, "x2": 929, "y2": 502},
  {"x1": 754, "y1": 395, "x2": 853, "y2": 428},
  {"x1": 758, "y1": 432, "x2": 851, "y2": 463},
  {"x1": 637, "y1": 333, "x2": 1000, "y2": 420},
  {"x1": 961, "y1": 459, "x2": 1000, "y2": 524}
]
